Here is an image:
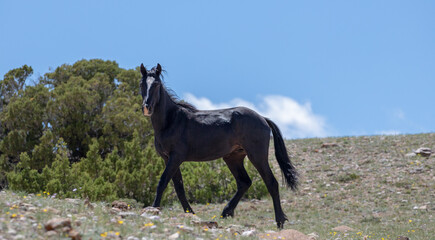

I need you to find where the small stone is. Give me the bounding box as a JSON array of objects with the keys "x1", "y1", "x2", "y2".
[
  {"x1": 112, "y1": 201, "x2": 129, "y2": 211},
  {"x1": 45, "y1": 218, "x2": 72, "y2": 231},
  {"x1": 168, "y1": 232, "x2": 179, "y2": 239},
  {"x1": 118, "y1": 211, "x2": 137, "y2": 217},
  {"x1": 126, "y1": 236, "x2": 139, "y2": 240},
  {"x1": 61, "y1": 226, "x2": 72, "y2": 233},
  {"x1": 321, "y1": 143, "x2": 338, "y2": 148},
  {"x1": 177, "y1": 225, "x2": 194, "y2": 232},
  {"x1": 241, "y1": 230, "x2": 256, "y2": 237},
  {"x1": 46, "y1": 207, "x2": 61, "y2": 215},
  {"x1": 191, "y1": 220, "x2": 218, "y2": 228},
  {"x1": 331, "y1": 225, "x2": 355, "y2": 232},
  {"x1": 110, "y1": 207, "x2": 122, "y2": 214},
  {"x1": 68, "y1": 229, "x2": 81, "y2": 240},
  {"x1": 45, "y1": 230, "x2": 58, "y2": 238},
  {"x1": 307, "y1": 232, "x2": 319, "y2": 240},
  {"x1": 18, "y1": 203, "x2": 34, "y2": 211},
  {"x1": 397, "y1": 236, "x2": 410, "y2": 240},
  {"x1": 405, "y1": 152, "x2": 416, "y2": 157},
  {"x1": 141, "y1": 206, "x2": 160, "y2": 215},
  {"x1": 147, "y1": 215, "x2": 160, "y2": 220},
  {"x1": 414, "y1": 147, "x2": 431, "y2": 157}
]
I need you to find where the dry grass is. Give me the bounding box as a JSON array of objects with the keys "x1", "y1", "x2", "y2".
[{"x1": 0, "y1": 133, "x2": 434, "y2": 239}]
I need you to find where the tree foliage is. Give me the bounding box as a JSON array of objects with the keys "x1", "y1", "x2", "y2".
[{"x1": 0, "y1": 59, "x2": 268, "y2": 205}]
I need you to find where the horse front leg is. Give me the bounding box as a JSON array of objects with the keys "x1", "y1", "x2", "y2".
[
  {"x1": 172, "y1": 169, "x2": 195, "y2": 214},
  {"x1": 152, "y1": 155, "x2": 183, "y2": 208}
]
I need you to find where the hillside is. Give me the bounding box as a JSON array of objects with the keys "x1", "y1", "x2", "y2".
[{"x1": 1, "y1": 133, "x2": 434, "y2": 239}]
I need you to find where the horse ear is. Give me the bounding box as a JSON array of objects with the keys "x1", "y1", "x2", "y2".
[
  {"x1": 156, "y1": 63, "x2": 162, "y2": 76},
  {"x1": 140, "y1": 63, "x2": 147, "y2": 76}
]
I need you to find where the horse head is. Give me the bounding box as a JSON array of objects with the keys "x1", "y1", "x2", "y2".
[{"x1": 140, "y1": 63, "x2": 162, "y2": 116}]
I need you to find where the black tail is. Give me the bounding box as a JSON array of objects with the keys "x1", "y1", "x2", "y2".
[{"x1": 265, "y1": 118, "x2": 299, "y2": 191}]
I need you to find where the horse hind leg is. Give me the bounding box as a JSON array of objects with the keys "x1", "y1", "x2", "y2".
[
  {"x1": 221, "y1": 152, "x2": 251, "y2": 218},
  {"x1": 246, "y1": 149, "x2": 288, "y2": 229}
]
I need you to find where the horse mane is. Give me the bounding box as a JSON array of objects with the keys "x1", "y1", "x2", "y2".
[
  {"x1": 153, "y1": 65, "x2": 198, "y2": 112},
  {"x1": 164, "y1": 86, "x2": 198, "y2": 112}
]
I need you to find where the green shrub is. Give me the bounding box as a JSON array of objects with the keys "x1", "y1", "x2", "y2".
[{"x1": 1, "y1": 60, "x2": 269, "y2": 205}]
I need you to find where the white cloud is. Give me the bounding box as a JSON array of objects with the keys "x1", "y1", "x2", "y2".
[
  {"x1": 184, "y1": 93, "x2": 328, "y2": 138},
  {"x1": 376, "y1": 130, "x2": 401, "y2": 136}
]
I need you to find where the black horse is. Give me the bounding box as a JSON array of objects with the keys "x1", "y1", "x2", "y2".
[{"x1": 140, "y1": 63, "x2": 298, "y2": 228}]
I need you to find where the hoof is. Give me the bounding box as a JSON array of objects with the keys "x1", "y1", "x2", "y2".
[
  {"x1": 221, "y1": 210, "x2": 234, "y2": 218},
  {"x1": 276, "y1": 215, "x2": 288, "y2": 229},
  {"x1": 184, "y1": 208, "x2": 195, "y2": 214}
]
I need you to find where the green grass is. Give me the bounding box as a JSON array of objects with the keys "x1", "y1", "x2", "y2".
[{"x1": 1, "y1": 133, "x2": 434, "y2": 239}]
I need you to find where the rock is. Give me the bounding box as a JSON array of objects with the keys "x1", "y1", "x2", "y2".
[
  {"x1": 397, "y1": 236, "x2": 409, "y2": 240},
  {"x1": 141, "y1": 206, "x2": 160, "y2": 215},
  {"x1": 168, "y1": 232, "x2": 180, "y2": 239},
  {"x1": 405, "y1": 152, "x2": 416, "y2": 157},
  {"x1": 321, "y1": 143, "x2": 338, "y2": 148},
  {"x1": 45, "y1": 207, "x2": 61, "y2": 215},
  {"x1": 410, "y1": 167, "x2": 424, "y2": 174},
  {"x1": 414, "y1": 147, "x2": 431, "y2": 157},
  {"x1": 332, "y1": 225, "x2": 355, "y2": 232},
  {"x1": 110, "y1": 207, "x2": 122, "y2": 214},
  {"x1": 241, "y1": 230, "x2": 256, "y2": 237},
  {"x1": 68, "y1": 229, "x2": 81, "y2": 240},
  {"x1": 413, "y1": 205, "x2": 427, "y2": 210},
  {"x1": 307, "y1": 232, "x2": 319, "y2": 240},
  {"x1": 118, "y1": 211, "x2": 137, "y2": 217},
  {"x1": 177, "y1": 225, "x2": 194, "y2": 232},
  {"x1": 126, "y1": 236, "x2": 139, "y2": 240},
  {"x1": 112, "y1": 201, "x2": 129, "y2": 211},
  {"x1": 44, "y1": 230, "x2": 58, "y2": 238},
  {"x1": 62, "y1": 226, "x2": 72, "y2": 233},
  {"x1": 191, "y1": 220, "x2": 218, "y2": 228},
  {"x1": 18, "y1": 203, "x2": 34, "y2": 211},
  {"x1": 44, "y1": 218, "x2": 72, "y2": 231},
  {"x1": 140, "y1": 212, "x2": 161, "y2": 220},
  {"x1": 261, "y1": 229, "x2": 310, "y2": 240}
]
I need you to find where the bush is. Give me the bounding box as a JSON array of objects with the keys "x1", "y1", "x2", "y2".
[{"x1": 1, "y1": 60, "x2": 269, "y2": 205}]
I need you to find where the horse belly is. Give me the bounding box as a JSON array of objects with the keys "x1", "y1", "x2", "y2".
[{"x1": 186, "y1": 127, "x2": 235, "y2": 161}]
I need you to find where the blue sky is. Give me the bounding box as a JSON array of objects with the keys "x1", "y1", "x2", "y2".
[{"x1": 1, "y1": 1, "x2": 434, "y2": 138}]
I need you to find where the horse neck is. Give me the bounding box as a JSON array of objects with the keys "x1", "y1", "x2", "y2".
[{"x1": 150, "y1": 86, "x2": 178, "y2": 131}]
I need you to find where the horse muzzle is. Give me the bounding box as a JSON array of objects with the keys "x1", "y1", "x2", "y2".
[
  {"x1": 142, "y1": 105, "x2": 152, "y2": 117},
  {"x1": 143, "y1": 105, "x2": 151, "y2": 116}
]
